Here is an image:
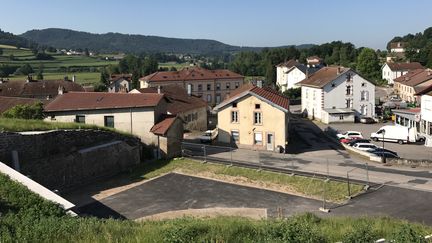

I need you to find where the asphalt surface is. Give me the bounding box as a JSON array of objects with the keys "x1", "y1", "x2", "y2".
[
  {"x1": 78, "y1": 173, "x2": 432, "y2": 225},
  {"x1": 78, "y1": 173, "x2": 326, "y2": 219}
]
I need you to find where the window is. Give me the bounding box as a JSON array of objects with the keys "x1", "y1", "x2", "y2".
[
  {"x1": 255, "y1": 104, "x2": 261, "y2": 109},
  {"x1": 207, "y1": 84, "x2": 211, "y2": 91},
  {"x1": 331, "y1": 83, "x2": 336, "y2": 87},
  {"x1": 198, "y1": 84, "x2": 203, "y2": 91},
  {"x1": 104, "y1": 116, "x2": 114, "y2": 128},
  {"x1": 75, "y1": 115, "x2": 85, "y2": 123},
  {"x1": 254, "y1": 112, "x2": 262, "y2": 125},
  {"x1": 235, "y1": 82, "x2": 240, "y2": 89},
  {"x1": 216, "y1": 94, "x2": 221, "y2": 104},
  {"x1": 226, "y1": 82, "x2": 230, "y2": 90},
  {"x1": 345, "y1": 99, "x2": 352, "y2": 108},
  {"x1": 339, "y1": 115, "x2": 344, "y2": 120},
  {"x1": 231, "y1": 111, "x2": 239, "y2": 123},
  {"x1": 346, "y1": 85, "x2": 352, "y2": 95},
  {"x1": 232, "y1": 102, "x2": 237, "y2": 108},
  {"x1": 207, "y1": 94, "x2": 212, "y2": 103},
  {"x1": 231, "y1": 130, "x2": 239, "y2": 143},
  {"x1": 216, "y1": 83, "x2": 221, "y2": 91},
  {"x1": 361, "y1": 91, "x2": 369, "y2": 101},
  {"x1": 361, "y1": 82, "x2": 366, "y2": 87},
  {"x1": 189, "y1": 84, "x2": 194, "y2": 91},
  {"x1": 254, "y1": 132, "x2": 263, "y2": 145}
]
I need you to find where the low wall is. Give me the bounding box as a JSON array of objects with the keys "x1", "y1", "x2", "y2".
[{"x1": 0, "y1": 130, "x2": 142, "y2": 191}]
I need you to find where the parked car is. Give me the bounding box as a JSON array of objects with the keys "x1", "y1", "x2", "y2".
[
  {"x1": 370, "y1": 151, "x2": 400, "y2": 158},
  {"x1": 347, "y1": 138, "x2": 371, "y2": 146},
  {"x1": 336, "y1": 131, "x2": 363, "y2": 139},
  {"x1": 366, "y1": 148, "x2": 398, "y2": 156},
  {"x1": 360, "y1": 117, "x2": 376, "y2": 124},
  {"x1": 199, "y1": 129, "x2": 218, "y2": 143},
  {"x1": 352, "y1": 143, "x2": 378, "y2": 151},
  {"x1": 340, "y1": 136, "x2": 362, "y2": 144},
  {"x1": 370, "y1": 125, "x2": 418, "y2": 144}
]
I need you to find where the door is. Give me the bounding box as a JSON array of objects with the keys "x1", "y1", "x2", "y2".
[{"x1": 266, "y1": 133, "x2": 274, "y2": 151}]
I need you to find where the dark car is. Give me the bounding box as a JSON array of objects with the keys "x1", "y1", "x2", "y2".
[
  {"x1": 370, "y1": 151, "x2": 399, "y2": 158},
  {"x1": 367, "y1": 148, "x2": 398, "y2": 156},
  {"x1": 347, "y1": 139, "x2": 371, "y2": 146},
  {"x1": 360, "y1": 117, "x2": 376, "y2": 124}
]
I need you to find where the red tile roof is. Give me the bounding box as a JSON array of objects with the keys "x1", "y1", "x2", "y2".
[
  {"x1": 386, "y1": 62, "x2": 424, "y2": 71},
  {"x1": 136, "y1": 85, "x2": 207, "y2": 114},
  {"x1": 150, "y1": 116, "x2": 178, "y2": 136},
  {"x1": 140, "y1": 67, "x2": 244, "y2": 83},
  {"x1": 298, "y1": 66, "x2": 350, "y2": 88},
  {"x1": 0, "y1": 80, "x2": 85, "y2": 99},
  {"x1": 44, "y1": 92, "x2": 164, "y2": 112},
  {"x1": 219, "y1": 84, "x2": 289, "y2": 111},
  {"x1": 394, "y1": 69, "x2": 432, "y2": 87},
  {"x1": 0, "y1": 96, "x2": 42, "y2": 114}
]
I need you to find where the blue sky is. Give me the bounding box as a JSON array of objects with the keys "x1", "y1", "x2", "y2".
[{"x1": 1, "y1": 0, "x2": 432, "y2": 49}]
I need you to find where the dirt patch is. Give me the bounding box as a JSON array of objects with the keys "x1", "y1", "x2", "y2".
[{"x1": 136, "y1": 207, "x2": 267, "y2": 221}]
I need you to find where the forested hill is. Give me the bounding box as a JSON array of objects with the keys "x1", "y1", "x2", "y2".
[
  {"x1": 0, "y1": 29, "x2": 38, "y2": 49},
  {"x1": 20, "y1": 28, "x2": 313, "y2": 55}
]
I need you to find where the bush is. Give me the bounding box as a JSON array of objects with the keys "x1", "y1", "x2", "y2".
[
  {"x1": 2, "y1": 102, "x2": 44, "y2": 120},
  {"x1": 391, "y1": 224, "x2": 427, "y2": 243},
  {"x1": 283, "y1": 87, "x2": 301, "y2": 99},
  {"x1": 343, "y1": 222, "x2": 378, "y2": 243},
  {"x1": 14, "y1": 63, "x2": 34, "y2": 75}
]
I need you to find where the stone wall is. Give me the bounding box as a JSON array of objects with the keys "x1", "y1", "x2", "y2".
[{"x1": 0, "y1": 130, "x2": 141, "y2": 191}]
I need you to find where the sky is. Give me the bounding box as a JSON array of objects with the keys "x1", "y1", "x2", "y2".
[{"x1": 1, "y1": 0, "x2": 432, "y2": 50}]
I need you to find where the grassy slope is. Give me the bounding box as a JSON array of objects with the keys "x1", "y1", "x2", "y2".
[{"x1": 0, "y1": 171, "x2": 431, "y2": 242}]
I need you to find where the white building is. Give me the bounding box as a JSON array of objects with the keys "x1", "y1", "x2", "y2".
[
  {"x1": 276, "y1": 59, "x2": 321, "y2": 92},
  {"x1": 420, "y1": 92, "x2": 432, "y2": 147},
  {"x1": 381, "y1": 62, "x2": 424, "y2": 85},
  {"x1": 298, "y1": 67, "x2": 375, "y2": 124}
]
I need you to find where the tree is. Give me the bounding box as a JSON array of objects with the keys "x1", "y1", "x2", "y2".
[
  {"x1": 2, "y1": 102, "x2": 44, "y2": 120},
  {"x1": 36, "y1": 70, "x2": 43, "y2": 80},
  {"x1": 100, "y1": 68, "x2": 110, "y2": 86},
  {"x1": 0, "y1": 48, "x2": 3, "y2": 56},
  {"x1": 15, "y1": 64, "x2": 34, "y2": 75},
  {"x1": 356, "y1": 48, "x2": 380, "y2": 82},
  {"x1": 84, "y1": 48, "x2": 90, "y2": 56},
  {"x1": 169, "y1": 66, "x2": 177, "y2": 71}
]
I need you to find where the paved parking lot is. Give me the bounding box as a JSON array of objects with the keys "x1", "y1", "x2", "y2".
[{"x1": 316, "y1": 122, "x2": 432, "y2": 160}]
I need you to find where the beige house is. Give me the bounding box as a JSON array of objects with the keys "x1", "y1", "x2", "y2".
[
  {"x1": 43, "y1": 92, "x2": 183, "y2": 154},
  {"x1": 107, "y1": 74, "x2": 132, "y2": 93},
  {"x1": 139, "y1": 67, "x2": 244, "y2": 106},
  {"x1": 130, "y1": 85, "x2": 208, "y2": 131},
  {"x1": 394, "y1": 69, "x2": 432, "y2": 104},
  {"x1": 214, "y1": 84, "x2": 290, "y2": 151}
]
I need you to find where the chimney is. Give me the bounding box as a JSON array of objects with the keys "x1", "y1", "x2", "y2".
[
  {"x1": 72, "y1": 75, "x2": 76, "y2": 82},
  {"x1": 256, "y1": 80, "x2": 263, "y2": 88},
  {"x1": 305, "y1": 68, "x2": 309, "y2": 78},
  {"x1": 58, "y1": 86, "x2": 65, "y2": 95},
  {"x1": 26, "y1": 75, "x2": 32, "y2": 83},
  {"x1": 187, "y1": 84, "x2": 192, "y2": 96},
  {"x1": 157, "y1": 85, "x2": 161, "y2": 94}
]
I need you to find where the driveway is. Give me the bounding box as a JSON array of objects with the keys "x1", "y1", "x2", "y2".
[
  {"x1": 77, "y1": 173, "x2": 432, "y2": 225},
  {"x1": 78, "y1": 173, "x2": 326, "y2": 219}
]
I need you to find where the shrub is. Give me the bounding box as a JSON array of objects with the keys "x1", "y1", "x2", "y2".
[
  {"x1": 391, "y1": 224, "x2": 427, "y2": 243},
  {"x1": 2, "y1": 102, "x2": 44, "y2": 120},
  {"x1": 343, "y1": 222, "x2": 378, "y2": 243}
]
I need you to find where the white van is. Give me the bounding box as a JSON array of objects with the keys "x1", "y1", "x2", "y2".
[{"x1": 370, "y1": 125, "x2": 416, "y2": 144}]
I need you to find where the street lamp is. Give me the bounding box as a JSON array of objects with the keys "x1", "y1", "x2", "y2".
[{"x1": 381, "y1": 129, "x2": 386, "y2": 163}]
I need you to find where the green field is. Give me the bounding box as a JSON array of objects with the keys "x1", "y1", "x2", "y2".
[{"x1": 0, "y1": 46, "x2": 118, "y2": 85}]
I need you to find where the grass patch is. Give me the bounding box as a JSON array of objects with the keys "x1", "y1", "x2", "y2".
[
  {"x1": 1, "y1": 167, "x2": 431, "y2": 242},
  {"x1": 130, "y1": 158, "x2": 363, "y2": 202},
  {"x1": 7, "y1": 72, "x2": 101, "y2": 85},
  {"x1": 0, "y1": 118, "x2": 133, "y2": 137}
]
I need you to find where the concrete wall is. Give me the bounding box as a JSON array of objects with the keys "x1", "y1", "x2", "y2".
[
  {"x1": 0, "y1": 130, "x2": 141, "y2": 191},
  {"x1": 217, "y1": 94, "x2": 288, "y2": 151},
  {"x1": 321, "y1": 112, "x2": 355, "y2": 124}
]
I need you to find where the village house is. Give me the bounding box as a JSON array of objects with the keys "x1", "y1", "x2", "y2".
[
  {"x1": 44, "y1": 92, "x2": 183, "y2": 158},
  {"x1": 420, "y1": 90, "x2": 432, "y2": 147},
  {"x1": 381, "y1": 62, "x2": 424, "y2": 85},
  {"x1": 393, "y1": 68, "x2": 432, "y2": 104},
  {"x1": 276, "y1": 59, "x2": 321, "y2": 92},
  {"x1": 214, "y1": 84, "x2": 290, "y2": 152},
  {"x1": 306, "y1": 56, "x2": 323, "y2": 67},
  {"x1": 390, "y1": 42, "x2": 407, "y2": 53},
  {"x1": 139, "y1": 67, "x2": 244, "y2": 106},
  {"x1": 298, "y1": 67, "x2": 375, "y2": 124},
  {"x1": 130, "y1": 85, "x2": 208, "y2": 131},
  {"x1": 0, "y1": 76, "x2": 85, "y2": 100},
  {"x1": 107, "y1": 74, "x2": 132, "y2": 93}
]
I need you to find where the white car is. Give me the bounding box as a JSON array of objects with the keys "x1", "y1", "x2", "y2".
[
  {"x1": 352, "y1": 143, "x2": 378, "y2": 151},
  {"x1": 336, "y1": 131, "x2": 363, "y2": 139}
]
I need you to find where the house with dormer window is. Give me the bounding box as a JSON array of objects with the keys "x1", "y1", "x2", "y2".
[{"x1": 298, "y1": 67, "x2": 375, "y2": 124}]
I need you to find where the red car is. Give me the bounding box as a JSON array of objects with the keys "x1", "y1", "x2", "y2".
[{"x1": 340, "y1": 136, "x2": 362, "y2": 144}]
